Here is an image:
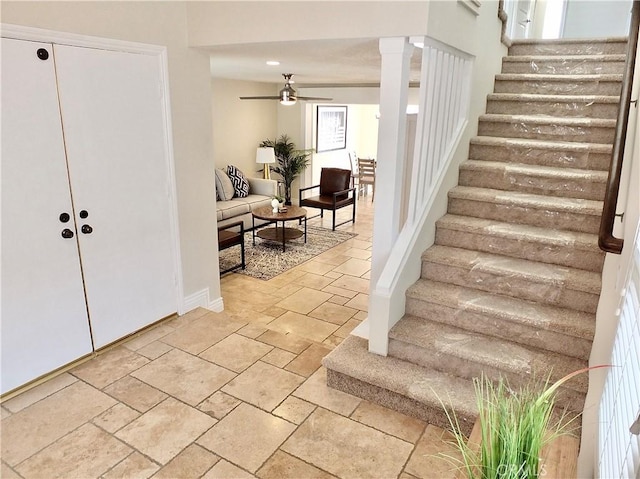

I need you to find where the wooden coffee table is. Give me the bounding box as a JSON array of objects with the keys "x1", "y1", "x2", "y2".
[{"x1": 252, "y1": 205, "x2": 307, "y2": 252}]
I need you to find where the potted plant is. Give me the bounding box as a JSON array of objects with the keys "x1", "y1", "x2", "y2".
[
  {"x1": 260, "y1": 134, "x2": 312, "y2": 205},
  {"x1": 439, "y1": 367, "x2": 607, "y2": 479}
]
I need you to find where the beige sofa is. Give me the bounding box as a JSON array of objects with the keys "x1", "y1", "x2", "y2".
[{"x1": 216, "y1": 177, "x2": 278, "y2": 230}]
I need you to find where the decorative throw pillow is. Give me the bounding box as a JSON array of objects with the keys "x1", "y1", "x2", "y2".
[
  {"x1": 215, "y1": 168, "x2": 235, "y2": 201},
  {"x1": 227, "y1": 165, "x2": 250, "y2": 198}
]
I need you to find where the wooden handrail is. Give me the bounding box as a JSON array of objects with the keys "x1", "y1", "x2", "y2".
[{"x1": 599, "y1": 0, "x2": 640, "y2": 254}]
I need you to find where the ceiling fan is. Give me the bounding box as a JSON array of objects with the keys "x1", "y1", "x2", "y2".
[{"x1": 239, "y1": 73, "x2": 332, "y2": 105}]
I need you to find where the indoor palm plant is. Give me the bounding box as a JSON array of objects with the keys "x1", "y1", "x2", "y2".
[
  {"x1": 439, "y1": 367, "x2": 607, "y2": 479},
  {"x1": 259, "y1": 134, "x2": 312, "y2": 205}
]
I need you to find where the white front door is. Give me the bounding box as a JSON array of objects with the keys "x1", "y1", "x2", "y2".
[
  {"x1": 53, "y1": 45, "x2": 177, "y2": 348},
  {"x1": 511, "y1": 0, "x2": 536, "y2": 39},
  {"x1": 1, "y1": 38, "x2": 93, "y2": 394}
]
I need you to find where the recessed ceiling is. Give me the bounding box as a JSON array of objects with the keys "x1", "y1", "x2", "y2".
[{"x1": 207, "y1": 37, "x2": 423, "y2": 86}]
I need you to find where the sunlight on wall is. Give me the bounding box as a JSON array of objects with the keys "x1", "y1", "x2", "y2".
[{"x1": 542, "y1": 0, "x2": 565, "y2": 39}]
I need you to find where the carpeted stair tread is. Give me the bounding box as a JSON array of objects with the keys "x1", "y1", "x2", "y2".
[
  {"x1": 479, "y1": 113, "x2": 616, "y2": 128},
  {"x1": 422, "y1": 245, "x2": 601, "y2": 294},
  {"x1": 486, "y1": 94, "x2": 619, "y2": 119},
  {"x1": 508, "y1": 37, "x2": 628, "y2": 56},
  {"x1": 493, "y1": 74, "x2": 623, "y2": 96},
  {"x1": 458, "y1": 160, "x2": 607, "y2": 200},
  {"x1": 495, "y1": 73, "x2": 624, "y2": 82},
  {"x1": 322, "y1": 335, "x2": 478, "y2": 428},
  {"x1": 406, "y1": 279, "x2": 595, "y2": 341},
  {"x1": 487, "y1": 93, "x2": 620, "y2": 103},
  {"x1": 502, "y1": 54, "x2": 627, "y2": 63},
  {"x1": 388, "y1": 317, "x2": 588, "y2": 394},
  {"x1": 468, "y1": 136, "x2": 612, "y2": 171},
  {"x1": 435, "y1": 214, "x2": 604, "y2": 271}
]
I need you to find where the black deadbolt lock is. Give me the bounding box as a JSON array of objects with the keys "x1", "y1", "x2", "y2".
[
  {"x1": 59, "y1": 212, "x2": 70, "y2": 223},
  {"x1": 37, "y1": 48, "x2": 49, "y2": 61},
  {"x1": 79, "y1": 210, "x2": 89, "y2": 219}
]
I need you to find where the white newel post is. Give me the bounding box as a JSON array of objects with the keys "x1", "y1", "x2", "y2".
[{"x1": 368, "y1": 37, "x2": 414, "y2": 355}]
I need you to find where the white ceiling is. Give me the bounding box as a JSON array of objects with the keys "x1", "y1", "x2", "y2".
[{"x1": 207, "y1": 37, "x2": 423, "y2": 86}]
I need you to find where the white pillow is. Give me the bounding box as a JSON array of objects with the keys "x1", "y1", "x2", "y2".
[{"x1": 215, "y1": 168, "x2": 235, "y2": 201}]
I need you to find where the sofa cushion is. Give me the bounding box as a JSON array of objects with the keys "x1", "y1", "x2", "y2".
[
  {"x1": 219, "y1": 199, "x2": 251, "y2": 220},
  {"x1": 215, "y1": 169, "x2": 235, "y2": 201},
  {"x1": 227, "y1": 165, "x2": 250, "y2": 198}
]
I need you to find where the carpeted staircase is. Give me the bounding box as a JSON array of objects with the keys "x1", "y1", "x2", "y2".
[{"x1": 323, "y1": 37, "x2": 627, "y2": 434}]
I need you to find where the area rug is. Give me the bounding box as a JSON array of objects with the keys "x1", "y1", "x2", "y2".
[{"x1": 219, "y1": 225, "x2": 356, "y2": 280}]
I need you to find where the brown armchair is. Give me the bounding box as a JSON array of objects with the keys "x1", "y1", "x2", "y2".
[{"x1": 299, "y1": 168, "x2": 356, "y2": 231}]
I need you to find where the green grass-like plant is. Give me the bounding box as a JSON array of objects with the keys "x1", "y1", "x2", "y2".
[{"x1": 438, "y1": 367, "x2": 608, "y2": 479}]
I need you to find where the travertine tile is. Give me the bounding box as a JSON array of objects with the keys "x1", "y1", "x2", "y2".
[
  {"x1": 162, "y1": 312, "x2": 246, "y2": 355},
  {"x1": 332, "y1": 257, "x2": 371, "y2": 277},
  {"x1": 261, "y1": 348, "x2": 297, "y2": 368},
  {"x1": 116, "y1": 398, "x2": 216, "y2": 465},
  {"x1": 345, "y1": 238, "x2": 372, "y2": 250},
  {"x1": 342, "y1": 248, "x2": 372, "y2": 260},
  {"x1": 197, "y1": 403, "x2": 295, "y2": 473},
  {"x1": 314, "y1": 252, "x2": 351, "y2": 266},
  {"x1": 103, "y1": 452, "x2": 159, "y2": 479},
  {"x1": 132, "y1": 349, "x2": 235, "y2": 406},
  {"x1": 152, "y1": 444, "x2": 219, "y2": 479},
  {"x1": 309, "y1": 302, "x2": 357, "y2": 325},
  {"x1": 136, "y1": 341, "x2": 174, "y2": 360},
  {"x1": 350, "y1": 401, "x2": 426, "y2": 443},
  {"x1": 399, "y1": 473, "x2": 420, "y2": 479},
  {"x1": 225, "y1": 308, "x2": 275, "y2": 325},
  {"x1": 322, "y1": 285, "x2": 358, "y2": 298},
  {"x1": 1, "y1": 463, "x2": 21, "y2": 479},
  {"x1": 294, "y1": 272, "x2": 335, "y2": 290},
  {"x1": 256, "y1": 330, "x2": 311, "y2": 354},
  {"x1": 295, "y1": 260, "x2": 336, "y2": 276},
  {"x1": 203, "y1": 459, "x2": 256, "y2": 479},
  {"x1": 257, "y1": 450, "x2": 336, "y2": 479},
  {"x1": 123, "y1": 324, "x2": 174, "y2": 352},
  {"x1": 261, "y1": 306, "x2": 287, "y2": 318},
  {"x1": 92, "y1": 403, "x2": 141, "y2": 434},
  {"x1": 104, "y1": 376, "x2": 167, "y2": 413},
  {"x1": 200, "y1": 334, "x2": 273, "y2": 373},
  {"x1": 334, "y1": 318, "x2": 361, "y2": 338},
  {"x1": 327, "y1": 294, "x2": 350, "y2": 305},
  {"x1": 282, "y1": 408, "x2": 412, "y2": 479},
  {"x1": 328, "y1": 275, "x2": 370, "y2": 295},
  {"x1": 322, "y1": 335, "x2": 345, "y2": 348},
  {"x1": 16, "y1": 423, "x2": 131, "y2": 479},
  {"x1": 1, "y1": 381, "x2": 116, "y2": 466},
  {"x1": 285, "y1": 344, "x2": 332, "y2": 377},
  {"x1": 197, "y1": 391, "x2": 240, "y2": 420},
  {"x1": 292, "y1": 368, "x2": 360, "y2": 416},
  {"x1": 324, "y1": 271, "x2": 342, "y2": 279},
  {"x1": 1, "y1": 407, "x2": 11, "y2": 419},
  {"x1": 237, "y1": 323, "x2": 269, "y2": 339},
  {"x1": 344, "y1": 293, "x2": 369, "y2": 311},
  {"x1": 354, "y1": 310, "x2": 368, "y2": 320},
  {"x1": 222, "y1": 361, "x2": 305, "y2": 411},
  {"x1": 71, "y1": 347, "x2": 149, "y2": 389},
  {"x1": 272, "y1": 396, "x2": 316, "y2": 425},
  {"x1": 2, "y1": 373, "x2": 77, "y2": 413},
  {"x1": 269, "y1": 283, "x2": 304, "y2": 299},
  {"x1": 267, "y1": 311, "x2": 338, "y2": 343},
  {"x1": 275, "y1": 287, "x2": 332, "y2": 315},
  {"x1": 404, "y1": 425, "x2": 462, "y2": 479}
]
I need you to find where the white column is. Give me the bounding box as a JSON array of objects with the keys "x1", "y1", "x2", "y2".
[{"x1": 368, "y1": 37, "x2": 414, "y2": 355}]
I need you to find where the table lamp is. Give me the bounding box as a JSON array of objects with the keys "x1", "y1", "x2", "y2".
[{"x1": 256, "y1": 147, "x2": 276, "y2": 180}]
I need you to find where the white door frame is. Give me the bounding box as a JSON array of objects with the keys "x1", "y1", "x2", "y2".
[{"x1": 1, "y1": 23, "x2": 186, "y2": 315}]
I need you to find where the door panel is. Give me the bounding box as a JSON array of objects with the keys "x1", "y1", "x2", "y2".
[
  {"x1": 1, "y1": 38, "x2": 93, "y2": 394},
  {"x1": 53, "y1": 45, "x2": 177, "y2": 348}
]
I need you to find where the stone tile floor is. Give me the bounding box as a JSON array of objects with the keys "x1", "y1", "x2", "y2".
[{"x1": 1, "y1": 199, "x2": 463, "y2": 479}]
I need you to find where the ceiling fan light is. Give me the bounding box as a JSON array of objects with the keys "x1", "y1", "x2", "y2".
[{"x1": 279, "y1": 85, "x2": 297, "y2": 105}]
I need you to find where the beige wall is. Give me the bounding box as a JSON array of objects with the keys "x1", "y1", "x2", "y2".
[
  {"x1": 1, "y1": 1, "x2": 220, "y2": 307},
  {"x1": 211, "y1": 78, "x2": 277, "y2": 177}
]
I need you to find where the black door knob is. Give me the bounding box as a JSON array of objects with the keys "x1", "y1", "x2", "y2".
[
  {"x1": 61, "y1": 228, "x2": 74, "y2": 239},
  {"x1": 59, "y1": 213, "x2": 70, "y2": 223},
  {"x1": 81, "y1": 224, "x2": 93, "y2": 234}
]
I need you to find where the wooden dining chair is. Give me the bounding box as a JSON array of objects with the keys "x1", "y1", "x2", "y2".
[{"x1": 357, "y1": 158, "x2": 376, "y2": 200}]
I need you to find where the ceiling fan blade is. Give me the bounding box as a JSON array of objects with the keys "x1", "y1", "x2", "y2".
[
  {"x1": 297, "y1": 96, "x2": 333, "y2": 101},
  {"x1": 239, "y1": 96, "x2": 281, "y2": 100}
]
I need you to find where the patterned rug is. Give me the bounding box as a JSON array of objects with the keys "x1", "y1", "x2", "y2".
[{"x1": 219, "y1": 225, "x2": 356, "y2": 280}]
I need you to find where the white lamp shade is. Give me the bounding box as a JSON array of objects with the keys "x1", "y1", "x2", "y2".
[{"x1": 256, "y1": 147, "x2": 276, "y2": 164}]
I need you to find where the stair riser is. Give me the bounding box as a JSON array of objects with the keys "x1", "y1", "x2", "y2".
[
  {"x1": 326, "y1": 369, "x2": 475, "y2": 436},
  {"x1": 508, "y1": 42, "x2": 628, "y2": 56},
  {"x1": 404, "y1": 298, "x2": 592, "y2": 360},
  {"x1": 502, "y1": 60, "x2": 625, "y2": 75},
  {"x1": 494, "y1": 79, "x2": 622, "y2": 96},
  {"x1": 435, "y1": 228, "x2": 604, "y2": 272},
  {"x1": 478, "y1": 120, "x2": 615, "y2": 143},
  {"x1": 388, "y1": 340, "x2": 587, "y2": 413},
  {"x1": 420, "y1": 261, "x2": 599, "y2": 313},
  {"x1": 448, "y1": 196, "x2": 601, "y2": 234},
  {"x1": 458, "y1": 167, "x2": 606, "y2": 201},
  {"x1": 469, "y1": 143, "x2": 611, "y2": 171},
  {"x1": 486, "y1": 99, "x2": 618, "y2": 119}
]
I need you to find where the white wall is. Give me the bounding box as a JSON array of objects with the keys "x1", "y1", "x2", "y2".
[
  {"x1": 563, "y1": 0, "x2": 633, "y2": 38},
  {"x1": 211, "y1": 78, "x2": 277, "y2": 177},
  {"x1": 1, "y1": 1, "x2": 220, "y2": 309}
]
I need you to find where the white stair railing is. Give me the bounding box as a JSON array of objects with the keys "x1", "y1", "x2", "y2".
[{"x1": 368, "y1": 37, "x2": 473, "y2": 355}]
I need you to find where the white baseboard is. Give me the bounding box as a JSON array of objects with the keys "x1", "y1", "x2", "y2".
[
  {"x1": 182, "y1": 288, "x2": 224, "y2": 314},
  {"x1": 351, "y1": 318, "x2": 370, "y2": 339},
  {"x1": 208, "y1": 296, "x2": 224, "y2": 312}
]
